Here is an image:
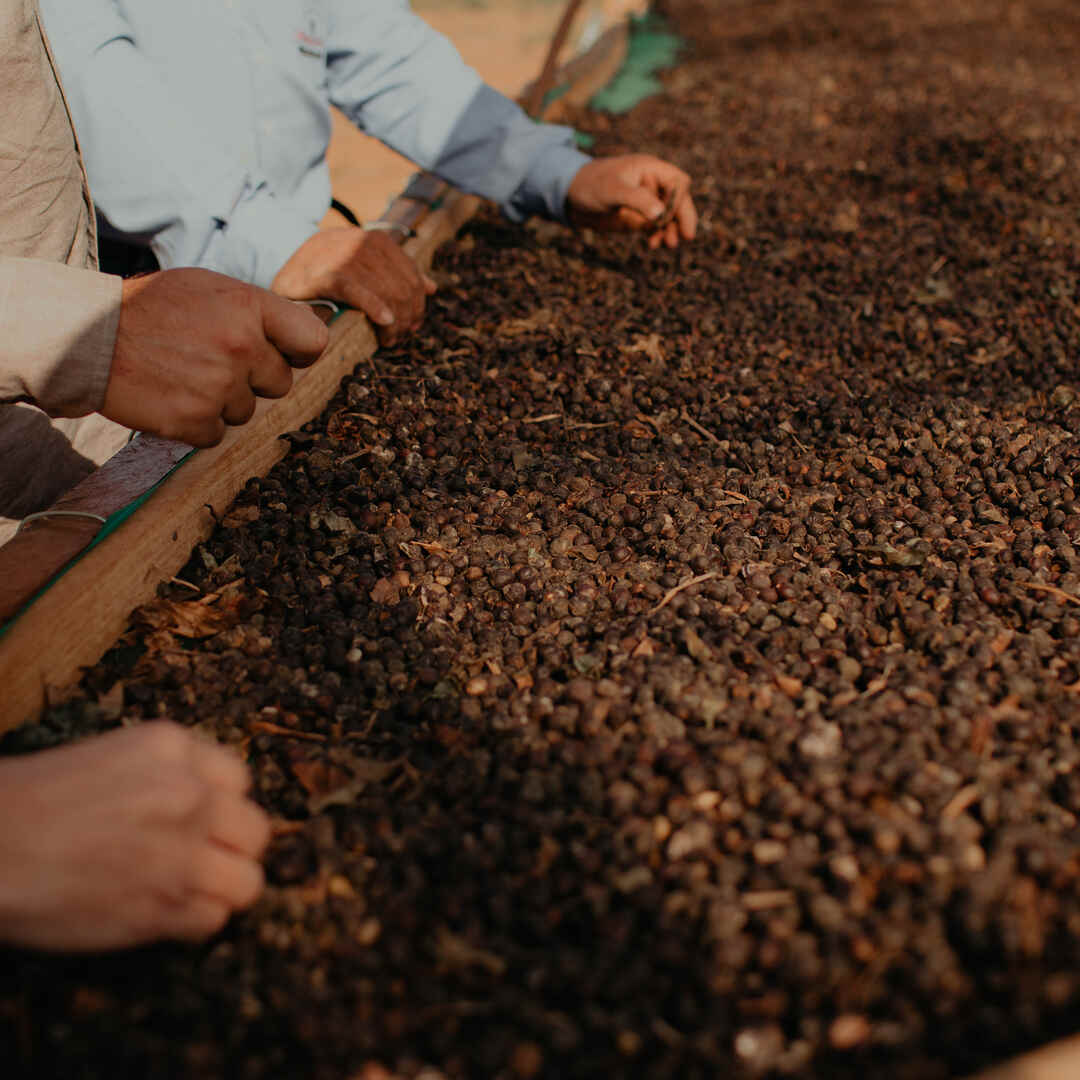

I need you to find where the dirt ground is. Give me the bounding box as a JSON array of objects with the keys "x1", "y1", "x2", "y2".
[{"x1": 325, "y1": 0, "x2": 647, "y2": 224}]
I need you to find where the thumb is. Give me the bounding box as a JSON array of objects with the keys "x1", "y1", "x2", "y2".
[
  {"x1": 259, "y1": 291, "x2": 329, "y2": 367},
  {"x1": 607, "y1": 178, "x2": 668, "y2": 226}
]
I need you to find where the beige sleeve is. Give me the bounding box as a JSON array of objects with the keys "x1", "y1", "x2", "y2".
[{"x1": 0, "y1": 256, "x2": 121, "y2": 418}]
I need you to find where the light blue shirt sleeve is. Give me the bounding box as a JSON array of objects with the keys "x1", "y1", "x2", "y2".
[
  {"x1": 39, "y1": 1, "x2": 320, "y2": 287},
  {"x1": 40, "y1": 0, "x2": 592, "y2": 288},
  {"x1": 326, "y1": 0, "x2": 592, "y2": 223}
]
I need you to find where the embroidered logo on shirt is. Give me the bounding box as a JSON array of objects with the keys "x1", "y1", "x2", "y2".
[{"x1": 296, "y1": 0, "x2": 325, "y2": 58}]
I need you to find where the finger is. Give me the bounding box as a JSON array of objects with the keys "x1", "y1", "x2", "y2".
[
  {"x1": 422, "y1": 273, "x2": 438, "y2": 295},
  {"x1": 356, "y1": 231, "x2": 425, "y2": 324},
  {"x1": 611, "y1": 179, "x2": 668, "y2": 227},
  {"x1": 367, "y1": 270, "x2": 420, "y2": 331},
  {"x1": 191, "y1": 739, "x2": 252, "y2": 795},
  {"x1": 674, "y1": 190, "x2": 698, "y2": 241},
  {"x1": 341, "y1": 279, "x2": 395, "y2": 329},
  {"x1": 374, "y1": 318, "x2": 405, "y2": 347},
  {"x1": 248, "y1": 346, "x2": 295, "y2": 399},
  {"x1": 221, "y1": 384, "x2": 257, "y2": 427},
  {"x1": 260, "y1": 291, "x2": 329, "y2": 367},
  {"x1": 372, "y1": 247, "x2": 427, "y2": 327},
  {"x1": 665, "y1": 221, "x2": 679, "y2": 249},
  {"x1": 203, "y1": 791, "x2": 272, "y2": 858},
  {"x1": 183, "y1": 415, "x2": 227, "y2": 449},
  {"x1": 188, "y1": 843, "x2": 266, "y2": 909},
  {"x1": 164, "y1": 894, "x2": 232, "y2": 943}
]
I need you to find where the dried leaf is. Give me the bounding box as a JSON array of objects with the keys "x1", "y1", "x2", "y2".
[
  {"x1": 292, "y1": 760, "x2": 350, "y2": 798},
  {"x1": 310, "y1": 508, "x2": 357, "y2": 536},
  {"x1": 434, "y1": 927, "x2": 506, "y2": 977},
  {"x1": 977, "y1": 504, "x2": 1009, "y2": 525},
  {"x1": 682, "y1": 626, "x2": 713, "y2": 661},
  {"x1": 632, "y1": 636, "x2": 658, "y2": 658},
  {"x1": 1005, "y1": 432, "x2": 1034, "y2": 457},
  {"x1": 497, "y1": 307, "x2": 555, "y2": 337},
  {"x1": 222, "y1": 505, "x2": 260, "y2": 528},
  {"x1": 623, "y1": 418, "x2": 655, "y2": 439},
  {"x1": 135, "y1": 590, "x2": 239, "y2": 639},
  {"x1": 370, "y1": 577, "x2": 401, "y2": 605},
  {"x1": 295, "y1": 753, "x2": 401, "y2": 814},
  {"x1": 969, "y1": 337, "x2": 1015, "y2": 366},
  {"x1": 621, "y1": 333, "x2": 666, "y2": 363}
]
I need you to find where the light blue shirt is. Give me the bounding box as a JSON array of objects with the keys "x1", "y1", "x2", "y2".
[{"x1": 40, "y1": 0, "x2": 592, "y2": 287}]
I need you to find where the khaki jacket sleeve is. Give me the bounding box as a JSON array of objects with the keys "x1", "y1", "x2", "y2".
[{"x1": 0, "y1": 256, "x2": 121, "y2": 417}]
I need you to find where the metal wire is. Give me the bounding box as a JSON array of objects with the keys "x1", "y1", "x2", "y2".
[{"x1": 16, "y1": 510, "x2": 107, "y2": 535}]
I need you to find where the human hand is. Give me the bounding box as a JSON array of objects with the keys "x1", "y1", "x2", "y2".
[
  {"x1": 103, "y1": 268, "x2": 328, "y2": 447},
  {"x1": 566, "y1": 154, "x2": 697, "y2": 249},
  {"x1": 271, "y1": 227, "x2": 436, "y2": 345},
  {"x1": 0, "y1": 722, "x2": 271, "y2": 951}
]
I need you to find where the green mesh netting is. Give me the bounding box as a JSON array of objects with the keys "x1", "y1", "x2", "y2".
[{"x1": 588, "y1": 13, "x2": 684, "y2": 114}]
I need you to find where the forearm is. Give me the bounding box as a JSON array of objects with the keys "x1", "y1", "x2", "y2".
[
  {"x1": 328, "y1": 1, "x2": 591, "y2": 221},
  {"x1": 0, "y1": 259, "x2": 121, "y2": 417},
  {"x1": 434, "y1": 85, "x2": 592, "y2": 223}
]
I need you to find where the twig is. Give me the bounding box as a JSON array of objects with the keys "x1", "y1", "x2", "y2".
[
  {"x1": 941, "y1": 784, "x2": 980, "y2": 821},
  {"x1": 650, "y1": 188, "x2": 680, "y2": 233},
  {"x1": 649, "y1": 572, "x2": 719, "y2": 615},
  {"x1": 168, "y1": 577, "x2": 201, "y2": 593},
  {"x1": 523, "y1": 0, "x2": 587, "y2": 118},
  {"x1": 786, "y1": 428, "x2": 809, "y2": 452},
  {"x1": 679, "y1": 408, "x2": 723, "y2": 447},
  {"x1": 1016, "y1": 581, "x2": 1080, "y2": 606},
  {"x1": 742, "y1": 889, "x2": 796, "y2": 911},
  {"x1": 249, "y1": 720, "x2": 327, "y2": 743}
]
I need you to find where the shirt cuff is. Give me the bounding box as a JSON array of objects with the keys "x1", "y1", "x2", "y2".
[
  {"x1": 506, "y1": 141, "x2": 593, "y2": 225},
  {"x1": 0, "y1": 259, "x2": 121, "y2": 417}
]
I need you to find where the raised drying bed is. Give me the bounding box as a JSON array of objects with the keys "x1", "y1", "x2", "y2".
[
  {"x1": 5, "y1": 1, "x2": 1080, "y2": 1078},
  {"x1": 0, "y1": 17, "x2": 629, "y2": 730}
]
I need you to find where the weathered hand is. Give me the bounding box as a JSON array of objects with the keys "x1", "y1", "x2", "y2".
[
  {"x1": 0, "y1": 723, "x2": 271, "y2": 951},
  {"x1": 104, "y1": 268, "x2": 328, "y2": 447},
  {"x1": 566, "y1": 154, "x2": 697, "y2": 249},
  {"x1": 271, "y1": 227, "x2": 436, "y2": 345}
]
